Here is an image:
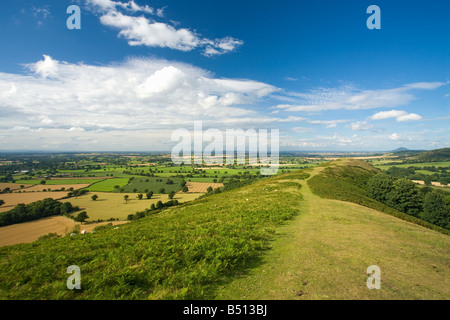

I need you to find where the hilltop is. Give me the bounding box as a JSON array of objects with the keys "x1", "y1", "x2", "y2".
[
  {"x1": 0, "y1": 159, "x2": 449, "y2": 300},
  {"x1": 414, "y1": 148, "x2": 450, "y2": 162}
]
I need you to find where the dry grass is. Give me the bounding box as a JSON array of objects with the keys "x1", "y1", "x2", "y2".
[
  {"x1": 13, "y1": 184, "x2": 91, "y2": 192},
  {"x1": 0, "y1": 192, "x2": 66, "y2": 213},
  {"x1": 68, "y1": 192, "x2": 203, "y2": 221},
  {"x1": 0, "y1": 183, "x2": 26, "y2": 191},
  {"x1": 185, "y1": 182, "x2": 224, "y2": 193},
  {"x1": 0, "y1": 216, "x2": 76, "y2": 246}
]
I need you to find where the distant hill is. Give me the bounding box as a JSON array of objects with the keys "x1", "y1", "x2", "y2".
[
  {"x1": 415, "y1": 148, "x2": 450, "y2": 162},
  {"x1": 391, "y1": 147, "x2": 410, "y2": 152}
]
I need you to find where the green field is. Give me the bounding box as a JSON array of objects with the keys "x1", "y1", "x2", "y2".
[
  {"x1": 86, "y1": 178, "x2": 130, "y2": 192},
  {"x1": 120, "y1": 177, "x2": 184, "y2": 194},
  {"x1": 14, "y1": 179, "x2": 104, "y2": 185},
  {"x1": 375, "y1": 161, "x2": 450, "y2": 170}
]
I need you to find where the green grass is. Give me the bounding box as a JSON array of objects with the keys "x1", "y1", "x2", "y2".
[
  {"x1": 86, "y1": 178, "x2": 130, "y2": 192},
  {"x1": 308, "y1": 159, "x2": 450, "y2": 235},
  {"x1": 375, "y1": 161, "x2": 450, "y2": 169},
  {"x1": 216, "y1": 171, "x2": 450, "y2": 299},
  {"x1": 0, "y1": 173, "x2": 302, "y2": 299}
]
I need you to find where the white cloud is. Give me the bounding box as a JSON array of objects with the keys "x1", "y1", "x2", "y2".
[
  {"x1": 307, "y1": 119, "x2": 351, "y2": 128},
  {"x1": 86, "y1": 0, "x2": 243, "y2": 56},
  {"x1": 0, "y1": 55, "x2": 280, "y2": 135},
  {"x1": 369, "y1": 110, "x2": 422, "y2": 122},
  {"x1": 30, "y1": 54, "x2": 58, "y2": 78},
  {"x1": 389, "y1": 133, "x2": 400, "y2": 141},
  {"x1": 291, "y1": 127, "x2": 314, "y2": 133},
  {"x1": 275, "y1": 82, "x2": 445, "y2": 112},
  {"x1": 350, "y1": 121, "x2": 373, "y2": 131}
]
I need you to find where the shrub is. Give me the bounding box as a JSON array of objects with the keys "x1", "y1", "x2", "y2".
[{"x1": 422, "y1": 192, "x2": 449, "y2": 228}]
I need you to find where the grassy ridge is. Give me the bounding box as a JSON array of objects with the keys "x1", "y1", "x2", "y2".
[
  {"x1": 0, "y1": 173, "x2": 303, "y2": 299},
  {"x1": 308, "y1": 159, "x2": 450, "y2": 235}
]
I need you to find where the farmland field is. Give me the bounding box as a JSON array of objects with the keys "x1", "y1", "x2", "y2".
[
  {"x1": 13, "y1": 184, "x2": 91, "y2": 192},
  {"x1": 86, "y1": 178, "x2": 130, "y2": 192},
  {"x1": 68, "y1": 192, "x2": 202, "y2": 221},
  {"x1": 375, "y1": 161, "x2": 450, "y2": 170},
  {"x1": 0, "y1": 192, "x2": 67, "y2": 213},
  {"x1": 0, "y1": 216, "x2": 76, "y2": 246},
  {"x1": 0, "y1": 183, "x2": 29, "y2": 191},
  {"x1": 14, "y1": 179, "x2": 104, "y2": 185},
  {"x1": 185, "y1": 182, "x2": 224, "y2": 193},
  {"x1": 120, "y1": 177, "x2": 184, "y2": 194}
]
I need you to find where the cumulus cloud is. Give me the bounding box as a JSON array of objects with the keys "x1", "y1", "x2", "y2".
[
  {"x1": 29, "y1": 54, "x2": 58, "y2": 78},
  {"x1": 349, "y1": 121, "x2": 373, "y2": 131},
  {"x1": 0, "y1": 55, "x2": 282, "y2": 135},
  {"x1": 389, "y1": 133, "x2": 400, "y2": 141},
  {"x1": 85, "y1": 0, "x2": 243, "y2": 56},
  {"x1": 369, "y1": 110, "x2": 422, "y2": 122}
]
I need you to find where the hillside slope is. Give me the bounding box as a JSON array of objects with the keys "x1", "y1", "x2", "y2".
[
  {"x1": 0, "y1": 162, "x2": 449, "y2": 300},
  {"x1": 0, "y1": 171, "x2": 306, "y2": 299},
  {"x1": 216, "y1": 165, "x2": 450, "y2": 299},
  {"x1": 414, "y1": 148, "x2": 450, "y2": 162},
  {"x1": 308, "y1": 159, "x2": 449, "y2": 234}
]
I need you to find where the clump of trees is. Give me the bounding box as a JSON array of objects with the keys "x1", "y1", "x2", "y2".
[
  {"x1": 127, "y1": 199, "x2": 179, "y2": 220},
  {"x1": 0, "y1": 198, "x2": 78, "y2": 227},
  {"x1": 367, "y1": 173, "x2": 449, "y2": 228},
  {"x1": 67, "y1": 189, "x2": 88, "y2": 198}
]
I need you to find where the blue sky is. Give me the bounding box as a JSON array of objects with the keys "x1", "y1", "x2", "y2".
[{"x1": 0, "y1": 0, "x2": 448, "y2": 151}]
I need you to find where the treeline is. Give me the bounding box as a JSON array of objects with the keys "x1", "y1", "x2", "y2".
[
  {"x1": 0, "y1": 198, "x2": 78, "y2": 227},
  {"x1": 385, "y1": 166, "x2": 450, "y2": 185},
  {"x1": 128, "y1": 199, "x2": 179, "y2": 220},
  {"x1": 367, "y1": 174, "x2": 450, "y2": 229}
]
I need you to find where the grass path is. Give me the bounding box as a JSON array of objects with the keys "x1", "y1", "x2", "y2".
[{"x1": 214, "y1": 167, "x2": 450, "y2": 300}]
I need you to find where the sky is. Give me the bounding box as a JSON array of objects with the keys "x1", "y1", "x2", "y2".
[{"x1": 0, "y1": 0, "x2": 449, "y2": 152}]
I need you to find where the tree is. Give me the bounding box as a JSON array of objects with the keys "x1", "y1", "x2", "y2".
[
  {"x1": 40, "y1": 180, "x2": 46, "y2": 185},
  {"x1": 423, "y1": 176, "x2": 432, "y2": 186},
  {"x1": 168, "y1": 191, "x2": 175, "y2": 199},
  {"x1": 0, "y1": 200, "x2": 4, "y2": 207},
  {"x1": 206, "y1": 186, "x2": 213, "y2": 193},
  {"x1": 137, "y1": 193, "x2": 143, "y2": 200},
  {"x1": 182, "y1": 186, "x2": 189, "y2": 193},
  {"x1": 366, "y1": 173, "x2": 395, "y2": 203},
  {"x1": 386, "y1": 178, "x2": 422, "y2": 216},
  {"x1": 75, "y1": 211, "x2": 89, "y2": 223},
  {"x1": 422, "y1": 192, "x2": 449, "y2": 228},
  {"x1": 159, "y1": 188, "x2": 165, "y2": 194},
  {"x1": 156, "y1": 201, "x2": 163, "y2": 209},
  {"x1": 146, "y1": 191, "x2": 153, "y2": 199},
  {"x1": 124, "y1": 195, "x2": 129, "y2": 204},
  {"x1": 91, "y1": 194, "x2": 98, "y2": 201}
]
